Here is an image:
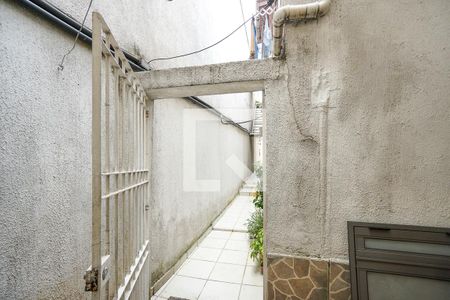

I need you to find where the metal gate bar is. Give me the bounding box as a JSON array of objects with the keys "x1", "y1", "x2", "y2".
[{"x1": 90, "y1": 12, "x2": 150, "y2": 300}]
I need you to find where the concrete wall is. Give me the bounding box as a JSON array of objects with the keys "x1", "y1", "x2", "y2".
[
  {"x1": 266, "y1": 0, "x2": 450, "y2": 263},
  {"x1": 0, "y1": 0, "x2": 253, "y2": 298},
  {"x1": 150, "y1": 98, "x2": 252, "y2": 281}
]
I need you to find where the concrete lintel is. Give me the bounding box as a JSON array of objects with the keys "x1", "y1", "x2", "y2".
[{"x1": 137, "y1": 58, "x2": 282, "y2": 99}]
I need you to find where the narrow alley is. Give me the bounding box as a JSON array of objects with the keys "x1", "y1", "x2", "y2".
[
  {"x1": 152, "y1": 176, "x2": 263, "y2": 300},
  {"x1": 2, "y1": 0, "x2": 450, "y2": 299}
]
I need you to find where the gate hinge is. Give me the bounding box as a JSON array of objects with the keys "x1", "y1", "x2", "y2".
[
  {"x1": 145, "y1": 110, "x2": 149, "y2": 118},
  {"x1": 84, "y1": 268, "x2": 98, "y2": 292}
]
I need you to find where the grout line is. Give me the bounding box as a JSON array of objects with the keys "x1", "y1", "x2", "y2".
[
  {"x1": 160, "y1": 186, "x2": 256, "y2": 300},
  {"x1": 177, "y1": 273, "x2": 262, "y2": 287}
]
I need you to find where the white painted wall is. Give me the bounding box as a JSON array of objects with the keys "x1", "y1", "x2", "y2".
[{"x1": 0, "y1": 0, "x2": 254, "y2": 298}]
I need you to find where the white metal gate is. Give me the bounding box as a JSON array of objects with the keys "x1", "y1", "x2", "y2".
[{"x1": 86, "y1": 12, "x2": 150, "y2": 300}]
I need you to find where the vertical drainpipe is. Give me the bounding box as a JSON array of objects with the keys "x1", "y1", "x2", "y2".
[
  {"x1": 272, "y1": 0, "x2": 331, "y2": 57},
  {"x1": 318, "y1": 100, "x2": 329, "y2": 257},
  {"x1": 271, "y1": 0, "x2": 332, "y2": 261}
]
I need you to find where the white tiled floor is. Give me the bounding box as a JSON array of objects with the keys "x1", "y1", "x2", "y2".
[
  {"x1": 212, "y1": 196, "x2": 255, "y2": 232},
  {"x1": 153, "y1": 179, "x2": 263, "y2": 300}
]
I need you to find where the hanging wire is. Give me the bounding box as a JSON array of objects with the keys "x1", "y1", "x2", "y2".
[
  {"x1": 221, "y1": 116, "x2": 254, "y2": 125},
  {"x1": 147, "y1": 2, "x2": 276, "y2": 65},
  {"x1": 58, "y1": 0, "x2": 94, "y2": 71},
  {"x1": 147, "y1": 14, "x2": 256, "y2": 64},
  {"x1": 239, "y1": 0, "x2": 250, "y2": 49}
]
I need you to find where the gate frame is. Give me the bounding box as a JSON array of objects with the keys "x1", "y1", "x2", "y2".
[{"x1": 89, "y1": 11, "x2": 151, "y2": 300}]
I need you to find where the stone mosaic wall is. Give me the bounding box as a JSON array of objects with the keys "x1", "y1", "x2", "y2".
[{"x1": 266, "y1": 255, "x2": 351, "y2": 300}]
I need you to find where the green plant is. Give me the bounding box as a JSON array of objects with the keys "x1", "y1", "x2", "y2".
[
  {"x1": 247, "y1": 209, "x2": 263, "y2": 239},
  {"x1": 250, "y1": 228, "x2": 264, "y2": 266},
  {"x1": 253, "y1": 190, "x2": 263, "y2": 209},
  {"x1": 254, "y1": 164, "x2": 263, "y2": 180}
]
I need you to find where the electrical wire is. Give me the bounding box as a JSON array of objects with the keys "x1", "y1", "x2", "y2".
[
  {"x1": 147, "y1": 1, "x2": 277, "y2": 64},
  {"x1": 239, "y1": 0, "x2": 250, "y2": 49},
  {"x1": 221, "y1": 117, "x2": 254, "y2": 125},
  {"x1": 58, "y1": 0, "x2": 94, "y2": 70},
  {"x1": 147, "y1": 13, "x2": 256, "y2": 64},
  {"x1": 147, "y1": 1, "x2": 276, "y2": 65}
]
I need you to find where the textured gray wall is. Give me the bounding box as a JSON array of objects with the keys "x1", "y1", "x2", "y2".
[
  {"x1": 0, "y1": 0, "x2": 252, "y2": 298},
  {"x1": 266, "y1": 0, "x2": 450, "y2": 262},
  {"x1": 150, "y1": 98, "x2": 252, "y2": 281}
]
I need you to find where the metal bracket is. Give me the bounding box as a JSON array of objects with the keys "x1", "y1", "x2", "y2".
[
  {"x1": 84, "y1": 268, "x2": 98, "y2": 292},
  {"x1": 84, "y1": 255, "x2": 111, "y2": 292}
]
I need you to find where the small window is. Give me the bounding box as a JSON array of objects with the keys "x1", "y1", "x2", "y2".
[{"x1": 347, "y1": 222, "x2": 450, "y2": 300}]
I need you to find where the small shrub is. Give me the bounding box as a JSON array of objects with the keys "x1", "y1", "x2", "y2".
[
  {"x1": 254, "y1": 164, "x2": 263, "y2": 180},
  {"x1": 253, "y1": 191, "x2": 263, "y2": 209},
  {"x1": 247, "y1": 209, "x2": 263, "y2": 239},
  {"x1": 250, "y1": 228, "x2": 264, "y2": 266}
]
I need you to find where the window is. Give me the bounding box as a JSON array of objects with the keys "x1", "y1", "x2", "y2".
[{"x1": 347, "y1": 222, "x2": 450, "y2": 300}]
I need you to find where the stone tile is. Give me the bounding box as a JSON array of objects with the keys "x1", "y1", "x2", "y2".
[
  {"x1": 293, "y1": 257, "x2": 310, "y2": 278},
  {"x1": 242, "y1": 265, "x2": 263, "y2": 286},
  {"x1": 190, "y1": 247, "x2": 222, "y2": 262},
  {"x1": 308, "y1": 287, "x2": 328, "y2": 299},
  {"x1": 160, "y1": 275, "x2": 206, "y2": 299},
  {"x1": 199, "y1": 237, "x2": 228, "y2": 249},
  {"x1": 239, "y1": 284, "x2": 263, "y2": 300},
  {"x1": 310, "y1": 261, "x2": 327, "y2": 288},
  {"x1": 329, "y1": 262, "x2": 351, "y2": 300},
  {"x1": 198, "y1": 281, "x2": 241, "y2": 300},
  {"x1": 273, "y1": 279, "x2": 294, "y2": 295},
  {"x1": 290, "y1": 277, "x2": 315, "y2": 299},
  {"x1": 272, "y1": 259, "x2": 296, "y2": 280},
  {"x1": 225, "y1": 239, "x2": 250, "y2": 251},
  {"x1": 330, "y1": 288, "x2": 351, "y2": 300},
  {"x1": 209, "y1": 262, "x2": 245, "y2": 284},
  {"x1": 267, "y1": 256, "x2": 332, "y2": 299},
  {"x1": 267, "y1": 281, "x2": 275, "y2": 300},
  {"x1": 177, "y1": 259, "x2": 215, "y2": 279},
  {"x1": 218, "y1": 249, "x2": 249, "y2": 265}
]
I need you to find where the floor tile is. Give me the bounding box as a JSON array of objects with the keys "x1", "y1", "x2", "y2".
[
  {"x1": 246, "y1": 252, "x2": 258, "y2": 266},
  {"x1": 160, "y1": 275, "x2": 206, "y2": 299},
  {"x1": 218, "y1": 250, "x2": 248, "y2": 265},
  {"x1": 213, "y1": 220, "x2": 236, "y2": 231},
  {"x1": 177, "y1": 259, "x2": 215, "y2": 279},
  {"x1": 225, "y1": 239, "x2": 250, "y2": 251},
  {"x1": 155, "y1": 276, "x2": 173, "y2": 297},
  {"x1": 229, "y1": 232, "x2": 249, "y2": 241},
  {"x1": 242, "y1": 265, "x2": 263, "y2": 286},
  {"x1": 207, "y1": 230, "x2": 231, "y2": 240},
  {"x1": 199, "y1": 237, "x2": 228, "y2": 249},
  {"x1": 209, "y1": 263, "x2": 245, "y2": 284},
  {"x1": 239, "y1": 284, "x2": 263, "y2": 300},
  {"x1": 198, "y1": 281, "x2": 241, "y2": 300},
  {"x1": 190, "y1": 247, "x2": 222, "y2": 262},
  {"x1": 233, "y1": 223, "x2": 248, "y2": 232}
]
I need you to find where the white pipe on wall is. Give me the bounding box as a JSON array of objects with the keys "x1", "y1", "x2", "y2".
[{"x1": 272, "y1": 0, "x2": 331, "y2": 57}]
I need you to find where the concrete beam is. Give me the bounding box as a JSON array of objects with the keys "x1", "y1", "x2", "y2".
[{"x1": 137, "y1": 58, "x2": 283, "y2": 99}]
